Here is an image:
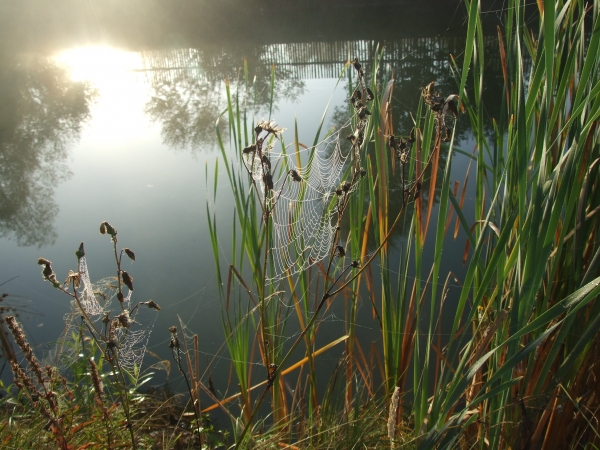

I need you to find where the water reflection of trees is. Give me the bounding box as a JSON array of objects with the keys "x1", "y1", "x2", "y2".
[
  {"x1": 329, "y1": 36, "x2": 503, "y2": 241},
  {"x1": 0, "y1": 52, "x2": 95, "y2": 247},
  {"x1": 143, "y1": 45, "x2": 305, "y2": 153}
]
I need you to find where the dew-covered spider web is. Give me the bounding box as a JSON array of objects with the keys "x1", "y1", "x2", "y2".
[
  {"x1": 244, "y1": 118, "x2": 362, "y2": 283},
  {"x1": 45, "y1": 256, "x2": 156, "y2": 378}
]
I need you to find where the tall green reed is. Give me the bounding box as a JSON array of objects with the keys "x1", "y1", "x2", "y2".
[{"x1": 413, "y1": 0, "x2": 600, "y2": 448}]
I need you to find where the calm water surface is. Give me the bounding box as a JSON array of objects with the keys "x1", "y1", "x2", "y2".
[{"x1": 0, "y1": 1, "x2": 504, "y2": 398}]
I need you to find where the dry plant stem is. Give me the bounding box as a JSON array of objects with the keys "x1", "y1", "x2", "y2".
[
  {"x1": 235, "y1": 70, "x2": 381, "y2": 448},
  {"x1": 234, "y1": 123, "x2": 439, "y2": 447},
  {"x1": 71, "y1": 288, "x2": 136, "y2": 449},
  {"x1": 170, "y1": 340, "x2": 202, "y2": 444}
]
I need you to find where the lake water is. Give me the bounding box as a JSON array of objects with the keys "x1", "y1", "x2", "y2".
[{"x1": 0, "y1": 0, "x2": 505, "y2": 406}]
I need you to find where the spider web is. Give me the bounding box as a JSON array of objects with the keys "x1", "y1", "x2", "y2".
[
  {"x1": 247, "y1": 120, "x2": 361, "y2": 282},
  {"x1": 46, "y1": 257, "x2": 155, "y2": 377}
]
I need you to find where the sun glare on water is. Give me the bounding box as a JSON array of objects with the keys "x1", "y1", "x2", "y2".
[{"x1": 56, "y1": 46, "x2": 142, "y2": 84}]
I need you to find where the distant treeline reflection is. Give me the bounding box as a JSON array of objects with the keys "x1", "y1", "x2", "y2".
[{"x1": 143, "y1": 36, "x2": 503, "y2": 155}]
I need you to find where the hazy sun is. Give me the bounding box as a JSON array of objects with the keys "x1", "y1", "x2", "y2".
[{"x1": 56, "y1": 46, "x2": 142, "y2": 83}]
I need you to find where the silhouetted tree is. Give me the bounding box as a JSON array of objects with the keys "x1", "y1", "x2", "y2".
[{"x1": 0, "y1": 52, "x2": 96, "y2": 247}]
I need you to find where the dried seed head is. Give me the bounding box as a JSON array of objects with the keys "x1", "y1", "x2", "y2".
[
  {"x1": 145, "y1": 300, "x2": 161, "y2": 310},
  {"x1": 64, "y1": 270, "x2": 81, "y2": 289},
  {"x1": 116, "y1": 310, "x2": 132, "y2": 328},
  {"x1": 359, "y1": 167, "x2": 366, "y2": 178},
  {"x1": 6, "y1": 316, "x2": 46, "y2": 386},
  {"x1": 342, "y1": 181, "x2": 351, "y2": 193},
  {"x1": 121, "y1": 271, "x2": 134, "y2": 291},
  {"x1": 75, "y1": 242, "x2": 85, "y2": 260},
  {"x1": 365, "y1": 87, "x2": 374, "y2": 101},
  {"x1": 117, "y1": 292, "x2": 124, "y2": 302},
  {"x1": 262, "y1": 154, "x2": 271, "y2": 170},
  {"x1": 350, "y1": 89, "x2": 361, "y2": 104},
  {"x1": 290, "y1": 170, "x2": 302, "y2": 182},
  {"x1": 443, "y1": 127, "x2": 451, "y2": 142},
  {"x1": 336, "y1": 245, "x2": 346, "y2": 257},
  {"x1": 100, "y1": 221, "x2": 117, "y2": 237},
  {"x1": 243, "y1": 144, "x2": 256, "y2": 155},
  {"x1": 358, "y1": 106, "x2": 371, "y2": 120},
  {"x1": 168, "y1": 326, "x2": 177, "y2": 334},
  {"x1": 336, "y1": 188, "x2": 343, "y2": 196},
  {"x1": 351, "y1": 260, "x2": 360, "y2": 268},
  {"x1": 263, "y1": 174, "x2": 274, "y2": 190},
  {"x1": 107, "y1": 320, "x2": 118, "y2": 350},
  {"x1": 123, "y1": 248, "x2": 136, "y2": 261},
  {"x1": 88, "y1": 358, "x2": 104, "y2": 403},
  {"x1": 38, "y1": 257, "x2": 51, "y2": 266},
  {"x1": 352, "y1": 57, "x2": 362, "y2": 73}
]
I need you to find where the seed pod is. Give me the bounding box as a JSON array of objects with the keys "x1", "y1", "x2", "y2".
[
  {"x1": 243, "y1": 144, "x2": 256, "y2": 154},
  {"x1": 336, "y1": 188, "x2": 343, "y2": 196},
  {"x1": 352, "y1": 57, "x2": 362, "y2": 73},
  {"x1": 124, "y1": 248, "x2": 136, "y2": 261},
  {"x1": 117, "y1": 292, "x2": 124, "y2": 302},
  {"x1": 116, "y1": 310, "x2": 131, "y2": 328},
  {"x1": 168, "y1": 326, "x2": 177, "y2": 334},
  {"x1": 99, "y1": 222, "x2": 106, "y2": 234},
  {"x1": 359, "y1": 167, "x2": 366, "y2": 178},
  {"x1": 262, "y1": 155, "x2": 271, "y2": 170},
  {"x1": 358, "y1": 107, "x2": 371, "y2": 120},
  {"x1": 365, "y1": 87, "x2": 374, "y2": 101},
  {"x1": 263, "y1": 174, "x2": 273, "y2": 190},
  {"x1": 38, "y1": 257, "x2": 51, "y2": 266},
  {"x1": 351, "y1": 260, "x2": 360, "y2": 268},
  {"x1": 75, "y1": 242, "x2": 85, "y2": 260},
  {"x1": 104, "y1": 222, "x2": 117, "y2": 237},
  {"x1": 336, "y1": 246, "x2": 346, "y2": 257},
  {"x1": 41, "y1": 263, "x2": 53, "y2": 279},
  {"x1": 146, "y1": 300, "x2": 161, "y2": 310},
  {"x1": 254, "y1": 124, "x2": 263, "y2": 135},
  {"x1": 122, "y1": 271, "x2": 134, "y2": 291},
  {"x1": 342, "y1": 181, "x2": 351, "y2": 193},
  {"x1": 290, "y1": 170, "x2": 302, "y2": 182}
]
